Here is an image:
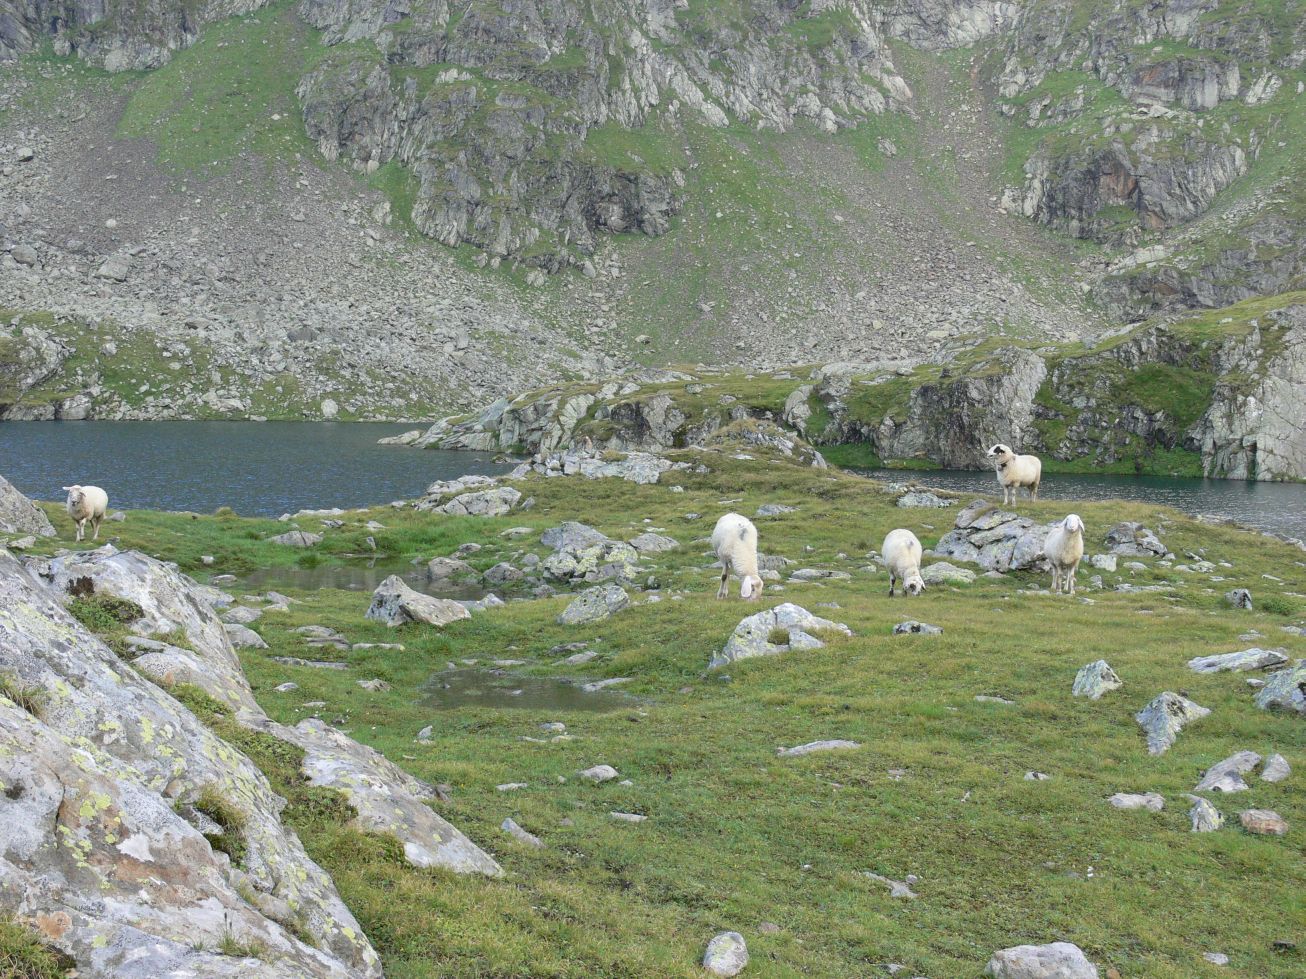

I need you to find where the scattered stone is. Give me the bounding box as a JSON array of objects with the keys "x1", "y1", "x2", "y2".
[
  {"x1": 756, "y1": 504, "x2": 796, "y2": 517},
  {"x1": 985, "y1": 942, "x2": 1098, "y2": 979},
  {"x1": 501, "y1": 818, "x2": 544, "y2": 848},
  {"x1": 896, "y1": 490, "x2": 950, "y2": 508},
  {"x1": 1203, "y1": 952, "x2": 1229, "y2": 966},
  {"x1": 920, "y1": 561, "x2": 976, "y2": 585},
  {"x1": 777, "y1": 740, "x2": 860, "y2": 758},
  {"x1": 222, "y1": 604, "x2": 262, "y2": 625},
  {"x1": 497, "y1": 782, "x2": 528, "y2": 792},
  {"x1": 1135, "y1": 692, "x2": 1210, "y2": 755},
  {"x1": 581, "y1": 677, "x2": 631, "y2": 693},
  {"x1": 711, "y1": 603, "x2": 851, "y2": 668},
  {"x1": 1109, "y1": 792, "x2": 1165, "y2": 811},
  {"x1": 1089, "y1": 553, "x2": 1117, "y2": 572},
  {"x1": 437, "y1": 486, "x2": 522, "y2": 517},
  {"x1": 1188, "y1": 648, "x2": 1288, "y2": 673},
  {"x1": 893, "y1": 620, "x2": 942, "y2": 635},
  {"x1": 1262, "y1": 754, "x2": 1290, "y2": 783},
  {"x1": 271, "y1": 656, "x2": 348, "y2": 670},
  {"x1": 1223, "y1": 588, "x2": 1253, "y2": 610},
  {"x1": 1186, "y1": 796, "x2": 1224, "y2": 832},
  {"x1": 1025, "y1": 771, "x2": 1051, "y2": 781},
  {"x1": 274, "y1": 682, "x2": 299, "y2": 693},
  {"x1": 1194, "y1": 751, "x2": 1260, "y2": 793},
  {"x1": 366, "y1": 576, "x2": 472, "y2": 628},
  {"x1": 1239, "y1": 809, "x2": 1288, "y2": 836},
  {"x1": 580, "y1": 764, "x2": 619, "y2": 782},
  {"x1": 557, "y1": 585, "x2": 630, "y2": 625},
  {"x1": 629, "y1": 532, "x2": 680, "y2": 553},
  {"x1": 224, "y1": 622, "x2": 268, "y2": 649},
  {"x1": 703, "y1": 931, "x2": 748, "y2": 977},
  {"x1": 357, "y1": 678, "x2": 391, "y2": 692},
  {"x1": 610, "y1": 811, "x2": 647, "y2": 822},
  {"x1": 864, "y1": 872, "x2": 917, "y2": 898},
  {"x1": 269, "y1": 530, "x2": 323, "y2": 547},
  {"x1": 1254, "y1": 661, "x2": 1306, "y2": 714},
  {"x1": 427, "y1": 557, "x2": 476, "y2": 580},
  {"x1": 1105, "y1": 522, "x2": 1167, "y2": 556},
  {"x1": 975, "y1": 695, "x2": 1014, "y2": 705},
  {"x1": 790, "y1": 568, "x2": 851, "y2": 581},
  {"x1": 1073, "y1": 660, "x2": 1122, "y2": 699}
]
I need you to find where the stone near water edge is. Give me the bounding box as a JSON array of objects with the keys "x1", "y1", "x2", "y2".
[
  {"x1": 269, "y1": 530, "x2": 323, "y2": 547},
  {"x1": 703, "y1": 931, "x2": 749, "y2": 977},
  {"x1": 1135, "y1": 692, "x2": 1210, "y2": 755},
  {"x1": 580, "y1": 764, "x2": 619, "y2": 782},
  {"x1": 1239, "y1": 809, "x2": 1288, "y2": 836},
  {"x1": 1188, "y1": 647, "x2": 1288, "y2": 673},
  {"x1": 436, "y1": 486, "x2": 522, "y2": 517},
  {"x1": 1254, "y1": 660, "x2": 1306, "y2": 715},
  {"x1": 896, "y1": 490, "x2": 951, "y2": 508},
  {"x1": 1223, "y1": 588, "x2": 1253, "y2": 610},
  {"x1": 1108, "y1": 792, "x2": 1165, "y2": 811},
  {"x1": 777, "y1": 740, "x2": 861, "y2": 758},
  {"x1": 1073, "y1": 660, "x2": 1122, "y2": 699},
  {"x1": 427, "y1": 556, "x2": 476, "y2": 581},
  {"x1": 893, "y1": 620, "x2": 943, "y2": 635},
  {"x1": 1194, "y1": 751, "x2": 1260, "y2": 793},
  {"x1": 557, "y1": 584, "x2": 630, "y2": 625},
  {"x1": 985, "y1": 942, "x2": 1099, "y2": 979},
  {"x1": 501, "y1": 818, "x2": 544, "y2": 848},
  {"x1": 581, "y1": 676, "x2": 631, "y2": 693},
  {"x1": 711, "y1": 603, "x2": 852, "y2": 668},
  {"x1": 365, "y1": 575, "x2": 472, "y2": 628},
  {"x1": 0, "y1": 472, "x2": 56, "y2": 537},
  {"x1": 1262, "y1": 754, "x2": 1290, "y2": 783},
  {"x1": 1185, "y1": 795, "x2": 1224, "y2": 832},
  {"x1": 222, "y1": 604, "x2": 262, "y2": 625},
  {"x1": 921, "y1": 561, "x2": 976, "y2": 585}
]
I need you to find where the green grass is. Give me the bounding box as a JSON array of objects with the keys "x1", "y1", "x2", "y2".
[
  {"x1": 0, "y1": 673, "x2": 48, "y2": 717},
  {"x1": 192, "y1": 785, "x2": 250, "y2": 868},
  {"x1": 47, "y1": 443, "x2": 1305, "y2": 977},
  {"x1": 0, "y1": 918, "x2": 75, "y2": 979}
]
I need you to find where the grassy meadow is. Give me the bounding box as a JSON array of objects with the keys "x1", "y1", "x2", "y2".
[{"x1": 31, "y1": 448, "x2": 1306, "y2": 978}]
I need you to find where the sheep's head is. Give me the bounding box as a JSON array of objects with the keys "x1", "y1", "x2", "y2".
[
  {"x1": 62, "y1": 486, "x2": 83, "y2": 507},
  {"x1": 1062, "y1": 513, "x2": 1084, "y2": 535},
  {"x1": 740, "y1": 574, "x2": 764, "y2": 601},
  {"x1": 986, "y1": 444, "x2": 1014, "y2": 461},
  {"x1": 904, "y1": 571, "x2": 926, "y2": 597}
]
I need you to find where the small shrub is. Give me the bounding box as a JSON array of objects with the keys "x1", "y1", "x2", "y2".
[
  {"x1": 767, "y1": 627, "x2": 792, "y2": 645},
  {"x1": 0, "y1": 917, "x2": 76, "y2": 978},
  {"x1": 213, "y1": 506, "x2": 236, "y2": 518},
  {"x1": 67, "y1": 593, "x2": 144, "y2": 633},
  {"x1": 217, "y1": 928, "x2": 268, "y2": 961},
  {"x1": 194, "y1": 786, "x2": 248, "y2": 868},
  {"x1": 296, "y1": 552, "x2": 323, "y2": 569},
  {"x1": 0, "y1": 673, "x2": 47, "y2": 717},
  {"x1": 1260, "y1": 595, "x2": 1297, "y2": 616}
]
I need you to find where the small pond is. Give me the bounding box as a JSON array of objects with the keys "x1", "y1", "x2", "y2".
[
  {"x1": 422, "y1": 669, "x2": 632, "y2": 712},
  {"x1": 242, "y1": 560, "x2": 491, "y2": 600}
]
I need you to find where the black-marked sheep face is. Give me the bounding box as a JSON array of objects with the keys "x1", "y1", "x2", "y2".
[
  {"x1": 905, "y1": 574, "x2": 925, "y2": 596},
  {"x1": 986, "y1": 444, "x2": 1013, "y2": 459}
]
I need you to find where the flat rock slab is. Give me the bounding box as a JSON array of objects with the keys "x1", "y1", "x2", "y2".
[
  {"x1": 921, "y1": 561, "x2": 976, "y2": 585},
  {"x1": 1073, "y1": 659, "x2": 1122, "y2": 699},
  {"x1": 1135, "y1": 692, "x2": 1210, "y2": 755},
  {"x1": 777, "y1": 740, "x2": 861, "y2": 758},
  {"x1": 703, "y1": 931, "x2": 749, "y2": 978},
  {"x1": 1188, "y1": 648, "x2": 1288, "y2": 673},
  {"x1": 1109, "y1": 792, "x2": 1165, "y2": 811},
  {"x1": 985, "y1": 941, "x2": 1098, "y2": 978},
  {"x1": 629, "y1": 532, "x2": 680, "y2": 553},
  {"x1": 1195, "y1": 751, "x2": 1260, "y2": 793},
  {"x1": 557, "y1": 584, "x2": 630, "y2": 625},
  {"x1": 1255, "y1": 660, "x2": 1306, "y2": 715},
  {"x1": 269, "y1": 530, "x2": 323, "y2": 547},
  {"x1": 894, "y1": 620, "x2": 943, "y2": 635},
  {"x1": 1239, "y1": 809, "x2": 1288, "y2": 836},
  {"x1": 610, "y1": 811, "x2": 647, "y2": 823},
  {"x1": 501, "y1": 818, "x2": 544, "y2": 848},
  {"x1": 712, "y1": 603, "x2": 851, "y2": 669}
]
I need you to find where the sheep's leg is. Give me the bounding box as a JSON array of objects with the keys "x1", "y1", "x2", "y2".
[
  {"x1": 92, "y1": 517, "x2": 101, "y2": 540},
  {"x1": 1050, "y1": 567, "x2": 1059, "y2": 593},
  {"x1": 888, "y1": 572, "x2": 896, "y2": 597},
  {"x1": 1067, "y1": 561, "x2": 1078, "y2": 595},
  {"x1": 717, "y1": 569, "x2": 729, "y2": 600},
  {"x1": 74, "y1": 519, "x2": 84, "y2": 542}
]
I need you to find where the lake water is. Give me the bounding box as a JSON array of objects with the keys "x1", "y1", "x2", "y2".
[
  {"x1": 861, "y1": 468, "x2": 1306, "y2": 539},
  {"x1": 0, "y1": 421, "x2": 510, "y2": 517},
  {"x1": 423, "y1": 669, "x2": 632, "y2": 712}
]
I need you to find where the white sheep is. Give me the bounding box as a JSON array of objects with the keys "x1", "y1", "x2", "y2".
[
  {"x1": 986, "y1": 443, "x2": 1042, "y2": 505},
  {"x1": 63, "y1": 485, "x2": 109, "y2": 542},
  {"x1": 1043, "y1": 513, "x2": 1085, "y2": 594},
  {"x1": 711, "y1": 512, "x2": 763, "y2": 600},
  {"x1": 882, "y1": 528, "x2": 926, "y2": 597}
]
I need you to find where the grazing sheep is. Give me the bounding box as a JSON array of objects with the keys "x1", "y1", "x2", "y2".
[
  {"x1": 711, "y1": 513, "x2": 763, "y2": 601},
  {"x1": 63, "y1": 485, "x2": 109, "y2": 542},
  {"x1": 882, "y1": 529, "x2": 926, "y2": 597},
  {"x1": 986, "y1": 444, "x2": 1042, "y2": 505},
  {"x1": 1043, "y1": 513, "x2": 1085, "y2": 594}
]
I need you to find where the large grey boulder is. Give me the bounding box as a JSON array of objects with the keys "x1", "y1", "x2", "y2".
[
  {"x1": 933, "y1": 500, "x2": 1057, "y2": 573},
  {"x1": 703, "y1": 931, "x2": 749, "y2": 977},
  {"x1": 0, "y1": 550, "x2": 382, "y2": 976},
  {"x1": 438, "y1": 486, "x2": 522, "y2": 517},
  {"x1": 1254, "y1": 660, "x2": 1306, "y2": 715},
  {"x1": 0, "y1": 472, "x2": 54, "y2": 537},
  {"x1": 557, "y1": 584, "x2": 630, "y2": 625},
  {"x1": 629, "y1": 532, "x2": 680, "y2": 553},
  {"x1": 1105, "y1": 522, "x2": 1167, "y2": 556},
  {"x1": 268, "y1": 530, "x2": 323, "y2": 547},
  {"x1": 920, "y1": 561, "x2": 975, "y2": 585},
  {"x1": 542, "y1": 521, "x2": 609, "y2": 551},
  {"x1": 543, "y1": 539, "x2": 641, "y2": 584},
  {"x1": 1072, "y1": 660, "x2": 1122, "y2": 700},
  {"x1": 985, "y1": 941, "x2": 1098, "y2": 978},
  {"x1": 366, "y1": 575, "x2": 472, "y2": 627},
  {"x1": 1188, "y1": 648, "x2": 1288, "y2": 673},
  {"x1": 1135, "y1": 692, "x2": 1210, "y2": 755},
  {"x1": 1194, "y1": 751, "x2": 1260, "y2": 793},
  {"x1": 711, "y1": 603, "x2": 852, "y2": 669},
  {"x1": 427, "y1": 556, "x2": 476, "y2": 580},
  {"x1": 1187, "y1": 795, "x2": 1224, "y2": 832}
]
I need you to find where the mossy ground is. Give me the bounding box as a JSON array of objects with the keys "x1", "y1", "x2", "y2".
[{"x1": 33, "y1": 446, "x2": 1306, "y2": 977}]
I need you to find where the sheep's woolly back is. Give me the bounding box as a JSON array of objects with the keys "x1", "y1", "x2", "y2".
[
  {"x1": 711, "y1": 513, "x2": 759, "y2": 578},
  {"x1": 882, "y1": 529, "x2": 923, "y2": 579},
  {"x1": 1044, "y1": 515, "x2": 1085, "y2": 568},
  {"x1": 65, "y1": 485, "x2": 109, "y2": 520},
  {"x1": 989, "y1": 446, "x2": 1042, "y2": 488}
]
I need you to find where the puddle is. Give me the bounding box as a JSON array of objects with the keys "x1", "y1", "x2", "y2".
[
  {"x1": 422, "y1": 669, "x2": 631, "y2": 712},
  {"x1": 242, "y1": 561, "x2": 491, "y2": 600}
]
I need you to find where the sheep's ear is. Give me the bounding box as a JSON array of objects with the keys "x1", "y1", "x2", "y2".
[{"x1": 740, "y1": 576, "x2": 754, "y2": 599}]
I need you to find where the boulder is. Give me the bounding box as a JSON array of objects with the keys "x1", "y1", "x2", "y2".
[
  {"x1": 1135, "y1": 692, "x2": 1210, "y2": 755},
  {"x1": 502, "y1": 818, "x2": 544, "y2": 848},
  {"x1": 933, "y1": 501, "x2": 1057, "y2": 572},
  {"x1": 222, "y1": 604, "x2": 262, "y2": 625},
  {"x1": 1105, "y1": 522, "x2": 1167, "y2": 556},
  {"x1": 0, "y1": 472, "x2": 55, "y2": 537},
  {"x1": 629, "y1": 532, "x2": 680, "y2": 553},
  {"x1": 756, "y1": 503, "x2": 797, "y2": 517},
  {"x1": 269, "y1": 530, "x2": 323, "y2": 547},
  {"x1": 556, "y1": 585, "x2": 629, "y2": 625},
  {"x1": 920, "y1": 561, "x2": 975, "y2": 585},
  {"x1": 896, "y1": 490, "x2": 951, "y2": 508},
  {"x1": 427, "y1": 557, "x2": 476, "y2": 580},
  {"x1": 1254, "y1": 661, "x2": 1306, "y2": 715},
  {"x1": 1089, "y1": 553, "x2": 1117, "y2": 572},
  {"x1": 1188, "y1": 648, "x2": 1287, "y2": 673},
  {"x1": 777, "y1": 740, "x2": 860, "y2": 758},
  {"x1": 1108, "y1": 792, "x2": 1165, "y2": 811},
  {"x1": 1072, "y1": 660, "x2": 1122, "y2": 700},
  {"x1": 580, "y1": 764, "x2": 619, "y2": 782},
  {"x1": 1262, "y1": 753, "x2": 1291, "y2": 783},
  {"x1": 1239, "y1": 809, "x2": 1288, "y2": 836},
  {"x1": 438, "y1": 486, "x2": 522, "y2": 517},
  {"x1": 703, "y1": 931, "x2": 749, "y2": 977},
  {"x1": 1194, "y1": 751, "x2": 1260, "y2": 793},
  {"x1": 1223, "y1": 588, "x2": 1253, "y2": 610},
  {"x1": 893, "y1": 620, "x2": 943, "y2": 635},
  {"x1": 541, "y1": 521, "x2": 609, "y2": 551},
  {"x1": 985, "y1": 942, "x2": 1098, "y2": 978},
  {"x1": 1186, "y1": 795, "x2": 1224, "y2": 832},
  {"x1": 543, "y1": 539, "x2": 641, "y2": 583},
  {"x1": 711, "y1": 603, "x2": 852, "y2": 668},
  {"x1": 224, "y1": 622, "x2": 269, "y2": 650},
  {"x1": 366, "y1": 575, "x2": 472, "y2": 627}
]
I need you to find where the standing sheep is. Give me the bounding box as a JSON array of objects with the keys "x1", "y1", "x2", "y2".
[
  {"x1": 882, "y1": 529, "x2": 926, "y2": 597},
  {"x1": 986, "y1": 444, "x2": 1042, "y2": 505},
  {"x1": 1043, "y1": 513, "x2": 1085, "y2": 594},
  {"x1": 711, "y1": 513, "x2": 764, "y2": 601},
  {"x1": 63, "y1": 485, "x2": 109, "y2": 542}
]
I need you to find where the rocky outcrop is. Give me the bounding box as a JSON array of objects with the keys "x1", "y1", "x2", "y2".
[
  {"x1": 711, "y1": 603, "x2": 852, "y2": 669},
  {"x1": 933, "y1": 500, "x2": 1056, "y2": 573},
  {"x1": 0, "y1": 472, "x2": 54, "y2": 537}
]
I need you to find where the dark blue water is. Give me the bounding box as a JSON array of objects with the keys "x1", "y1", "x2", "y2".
[
  {"x1": 860, "y1": 468, "x2": 1306, "y2": 539},
  {"x1": 0, "y1": 421, "x2": 511, "y2": 517}
]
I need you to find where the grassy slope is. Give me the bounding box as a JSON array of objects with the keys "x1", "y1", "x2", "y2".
[{"x1": 33, "y1": 449, "x2": 1306, "y2": 977}]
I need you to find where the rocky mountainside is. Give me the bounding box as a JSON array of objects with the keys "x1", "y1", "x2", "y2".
[{"x1": 0, "y1": 1, "x2": 1304, "y2": 422}]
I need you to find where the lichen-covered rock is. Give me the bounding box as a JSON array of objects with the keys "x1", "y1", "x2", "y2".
[
  {"x1": 543, "y1": 537, "x2": 642, "y2": 584},
  {"x1": 1223, "y1": 588, "x2": 1254, "y2": 610},
  {"x1": 629, "y1": 532, "x2": 680, "y2": 554},
  {"x1": 920, "y1": 561, "x2": 976, "y2": 585},
  {"x1": 1104, "y1": 522, "x2": 1168, "y2": 557},
  {"x1": 703, "y1": 930, "x2": 749, "y2": 977},
  {"x1": 1186, "y1": 795, "x2": 1224, "y2": 832},
  {"x1": 985, "y1": 941, "x2": 1099, "y2": 979},
  {"x1": 1254, "y1": 660, "x2": 1306, "y2": 715},
  {"x1": 1073, "y1": 660, "x2": 1122, "y2": 700},
  {"x1": 1135, "y1": 691, "x2": 1210, "y2": 755},
  {"x1": 268, "y1": 530, "x2": 323, "y2": 547},
  {"x1": 0, "y1": 472, "x2": 54, "y2": 537},
  {"x1": 438, "y1": 486, "x2": 522, "y2": 517},
  {"x1": 1239, "y1": 809, "x2": 1288, "y2": 836},
  {"x1": 366, "y1": 575, "x2": 472, "y2": 627},
  {"x1": 556, "y1": 585, "x2": 630, "y2": 625},
  {"x1": 1188, "y1": 648, "x2": 1288, "y2": 673},
  {"x1": 1194, "y1": 751, "x2": 1261, "y2": 793},
  {"x1": 0, "y1": 550, "x2": 381, "y2": 976},
  {"x1": 711, "y1": 603, "x2": 852, "y2": 669},
  {"x1": 933, "y1": 500, "x2": 1058, "y2": 573}
]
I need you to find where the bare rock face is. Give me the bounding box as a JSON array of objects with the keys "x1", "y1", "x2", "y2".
[
  {"x1": 0, "y1": 472, "x2": 55, "y2": 537},
  {"x1": 933, "y1": 500, "x2": 1058, "y2": 573},
  {"x1": 0, "y1": 550, "x2": 382, "y2": 976}
]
